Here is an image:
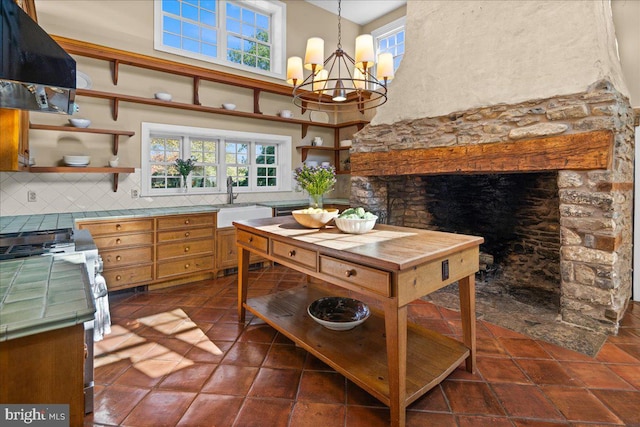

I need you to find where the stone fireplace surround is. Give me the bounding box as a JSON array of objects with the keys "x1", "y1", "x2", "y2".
[{"x1": 349, "y1": 80, "x2": 635, "y2": 339}]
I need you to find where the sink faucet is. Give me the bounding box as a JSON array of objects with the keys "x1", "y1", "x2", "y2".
[{"x1": 227, "y1": 176, "x2": 238, "y2": 204}]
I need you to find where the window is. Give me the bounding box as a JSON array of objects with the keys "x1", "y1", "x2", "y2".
[
  {"x1": 154, "y1": 0, "x2": 286, "y2": 78},
  {"x1": 371, "y1": 16, "x2": 406, "y2": 74},
  {"x1": 141, "y1": 123, "x2": 291, "y2": 196}
]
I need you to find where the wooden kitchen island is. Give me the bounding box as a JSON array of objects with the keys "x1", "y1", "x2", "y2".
[{"x1": 235, "y1": 217, "x2": 483, "y2": 427}]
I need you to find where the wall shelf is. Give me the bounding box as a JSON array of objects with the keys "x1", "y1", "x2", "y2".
[{"x1": 29, "y1": 124, "x2": 135, "y2": 155}]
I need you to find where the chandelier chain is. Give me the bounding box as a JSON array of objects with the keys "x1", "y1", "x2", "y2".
[{"x1": 337, "y1": 0, "x2": 342, "y2": 50}]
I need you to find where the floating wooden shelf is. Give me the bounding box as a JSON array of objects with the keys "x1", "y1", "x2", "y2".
[
  {"x1": 29, "y1": 123, "x2": 135, "y2": 155},
  {"x1": 29, "y1": 166, "x2": 135, "y2": 192},
  {"x1": 297, "y1": 145, "x2": 351, "y2": 162}
]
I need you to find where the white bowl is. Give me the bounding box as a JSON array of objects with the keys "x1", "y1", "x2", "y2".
[
  {"x1": 63, "y1": 155, "x2": 90, "y2": 166},
  {"x1": 108, "y1": 160, "x2": 119, "y2": 167},
  {"x1": 340, "y1": 139, "x2": 352, "y2": 147},
  {"x1": 308, "y1": 297, "x2": 370, "y2": 331},
  {"x1": 292, "y1": 208, "x2": 339, "y2": 229},
  {"x1": 334, "y1": 216, "x2": 378, "y2": 234},
  {"x1": 154, "y1": 92, "x2": 172, "y2": 101},
  {"x1": 68, "y1": 118, "x2": 91, "y2": 128},
  {"x1": 222, "y1": 103, "x2": 236, "y2": 110}
]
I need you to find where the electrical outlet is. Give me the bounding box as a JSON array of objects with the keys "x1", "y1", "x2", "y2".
[
  {"x1": 27, "y1": 190, "x2": 37, "y2": 202},
  {"x1": 131, "y1": 189, "x2": 139, "y2": 199}
]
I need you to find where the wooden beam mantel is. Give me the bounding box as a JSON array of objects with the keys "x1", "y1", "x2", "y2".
[{"x1": 350, "y1": 130, "x2": 613, "y2": 177}]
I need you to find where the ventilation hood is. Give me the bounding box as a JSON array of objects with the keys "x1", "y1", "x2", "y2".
[{"x1": 0, "y1": 0, "x2": 76, "y2": 114}]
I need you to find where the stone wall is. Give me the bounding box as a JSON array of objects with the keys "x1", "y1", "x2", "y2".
[{"x1": 350, "y1": 80, "x2": 635, "y2": 334}]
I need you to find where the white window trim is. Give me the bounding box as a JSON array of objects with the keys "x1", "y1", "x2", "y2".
[
  {"x1": 371, "y1": 16, "x2": 406, "y2": 52},
  {"x1": 141, "y1": 122, "x2": 292, "y2": 197},
  {"x1": 153, "y1": 0, "x2": 286, "y2": 79}
]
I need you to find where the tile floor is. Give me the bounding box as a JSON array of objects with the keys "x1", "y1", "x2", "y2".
[{"x1": 86, "y1": 265, "x2": 640, "y2": 426}]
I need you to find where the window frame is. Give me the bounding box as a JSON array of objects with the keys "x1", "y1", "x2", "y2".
[
  {"x1": 153, "y1": 0, "x2": 287, "y2": 79},
  {"x1": 141, "y1": 122, "x2": 292, "y2": 197},
  {"x1": 371, "y1": 15, "x2": 406, "y2": 76}
]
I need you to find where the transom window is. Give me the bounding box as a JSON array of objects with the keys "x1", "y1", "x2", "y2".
[
  {"x1": 154, "y1": 0, "x2": 286, "y2": 78},
  {"x1": 141, "y1": 123, "x2": 291, "y2": 196}
]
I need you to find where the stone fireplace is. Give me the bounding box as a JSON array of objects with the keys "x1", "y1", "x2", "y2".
[{"x1": 348, "y1": 1, "x2": 636, "y2": 339}]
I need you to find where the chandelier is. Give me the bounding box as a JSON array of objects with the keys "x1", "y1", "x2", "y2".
[{"x1": 285, "y1": 0, "x2": 394, "y2": 114}]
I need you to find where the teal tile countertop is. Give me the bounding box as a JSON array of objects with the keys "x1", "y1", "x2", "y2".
[
  {"x1": 0, "y1": 253, "x2": 95, "y2": 341},
  {"x1": 0, "y1": 199, "x2": 350, "y2": 233}
]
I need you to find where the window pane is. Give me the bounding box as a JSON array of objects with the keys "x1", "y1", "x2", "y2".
[
  {"x1": 183, "y1": 38, "x2": 200, "y2": 53},
  {"x1": 163, "y1": 0, "x2": 180, "y2": 15},
  {"x1": 183, "y1": 22, "x2": 199, "y2": 40},
  {"x1": 163, "y1": 33, "x2": 181, "y2": 49},
  {"x1": 242, "y1": 9, "x2": 255, "y2": 24},
  {"x1": 201, "y1": 10, "x2": 215, "y2": 26},
  {"x1": 227, "y1": 18, "x2": 241, "y2": 34},
  {"x1": 182, "y1": 3, "x2": 198, "y2": 20},
  {"x1": 164, "y1": 16, "x2": 181, "y2": 34},
  {"x1": 201, "y1": 1, "x2": 216, "y2": 12},
  {"x1": 256, "y1": 14, "x2": 269, "y2": 30},
  {"x1": 228, "y1": 35, "x2": 241, "y2": 50},
  {"x1": 202, "y1": 28, "x2": 216, "y2": 43},
  {"x1": 226, "y1": 2, "x2": 241, "y2": 20},
  {"x1": 202, "y1": 43, "x2": 217, "y2": 57}
]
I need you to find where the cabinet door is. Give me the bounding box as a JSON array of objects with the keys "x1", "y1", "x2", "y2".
[
  {"x1": 217, "y1": 227, "x2": 264, "y2": 270},
  {"x1": 0, "y1": 109, "x2": 29, "y2": 171}
]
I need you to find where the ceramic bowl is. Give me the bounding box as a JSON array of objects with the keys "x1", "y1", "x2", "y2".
[
  {"x1": 63, "y1": 155, "x2": 90, "y2": 166},
  {"x1": 222, "y1": 103, "x2": 236, "y2": 110},
  {"x1": 292, "y1": 208, "x2": 339, "y2": 229},
  {"x1": 154, "y1": 92, "x2": 172, "y2": 101},
  {"x1": 308, "y1": 297, "x2": 370, "y2": 331},
  {"x1": 68, "y1": 118, "x2": 91, "y2": 128},
  {"x1": 334, "y1": 216, "x2": 378, "y2": 234}
]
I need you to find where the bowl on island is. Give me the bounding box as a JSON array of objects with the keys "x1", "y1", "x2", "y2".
[
  {"x1": 292, "y1": 208, "x2": 339, "y2": 229},
  {"x1": 334, "y1": 215, "x2": 378, "y2": 234},
  {"x1": 308, "y1": 296, "x2": 370, "y2": 331}
]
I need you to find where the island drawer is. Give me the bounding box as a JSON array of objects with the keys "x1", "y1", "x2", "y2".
[
  {"x1": 156, "y1": 214, "x2": 215, "y2": 230},
  {"x1": 157, "y1": 227, "x2": 214, "y2": 243},
  {"x1": 157, "y1": 239, "x2": 214, "y2": 260},
  {"x1": 101, "y1": 246, "x2": 154, "y2": 268},
  {"x1": 319, "y1": 255, "x2": 391, "y2": 297},
  {"x1": 157, "y1": 254, "x2": 214, "y2": 279},
  {"x1": 237, "y1": 229, "x2": 268, "y2": 254},
  {"x1": 93, "y1": 232, "x2": 153, "y2": 248},
  {"x1": 103, "y1": 264, "x2": 153, "y2": 291},
  {"x1": 272, "y1": 240, "x2": 317, "y2": 270},
  {"x1": 78, "y1": 218, "x2": 153, "y2": 235}
]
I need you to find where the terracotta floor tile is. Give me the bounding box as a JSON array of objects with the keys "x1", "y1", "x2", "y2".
[
  {"x1": 345, "y1": 380, "x2": 386, "y2": 407},
  {"x1": 616, "y1": 342, "x2": 640, "y2": 361},
  {"x1": 477, "y1": 356, "x2": 531, "y2": 384},
  {"x1": 345, "y1": 405, "x2": 390, "y2": 427},
  {"x1": 596, "y1": 342, "x2": 640, "y2": 363},
  {"x1": 607, "y1": 364, "x2": 640, "y2": 389},
  {"x1": 441, "y1": 380, "x2": 505, "y2": 416},
  {"x1": 186, "y1": 306, "x2": 228, "y2": 323},
  {"x1": 541, "y1": 385, "x2": 623, "y2": 423},
  {"x1": 121, "y1": 390, "x2": 196, "y2": 426},
  {"x1": 176, "y1": 394, "x2": 243, "y2": 426},
  {"x1": 476, "y1": 336, "x2": 510, "y2": 357},
  {"x1": 457, "y1": 415, "x2": 514, "y2": 426},
  {"x1": 91, "y1": 384, "x2": 149, "y2": 426},
  {"x1": 248, "y1": 367, "x2": 301, "y2": 399},
  {"x1": 561, "y1": 361, "x2": 635, "y2": 389},
  {"x1": 113, "y1": 359, "x2": 177, "y2": 388},
  {"x1": 407, "y1": 385, "x2": 450, "y2": 412},
  {"x1": 406, "y1": 411, "x2": 457, "y2": 427},
  {"x1": 512, "y1": 420, "x2": 570, "y2": 427},
  {"x1": 238, "y1": 323, "x2": 278, "y2": 343},
  {"x1": 289, "y1": 402, "x2": 346, "y2": 427},
  {"x1": 233, "y1": 397, "x2": 293, "y2": 427},
  {"x1": 590, "y1": 389, "x2": 640, "y2": 426},
  {"x1": 205, "y1": 322, "x2": 246, "y2": 341},
  {"x1": 184, "y1": 339, "x2": 232, "y2": 363},
  {"x1": 263, "y1": 343, "x2": 308, "y2": 370},
  {"x1": 201, "y1": 364, "x2": 259, "y2": 396},
  {"x1": 297, "y1": 370, "x2": 346, "y2": 404},
  {"x1": 491, "y1": 383, "x2": 563, "y2": 420},
  {"x1": 94, "y1": 358, "x2": 131, "y2": 385},
  {"x1": 157, "y1": 362, "x2": 217, "y2": 392},
  {"x1": 515, "y1": 359, "x2": 581, "y2": 386},
  {"x1": 539, "y1": 341, "x2": 594, "y2": 362},
  {"x1": 498, "y1": 337, "x2": 552, "y2": 359},
  {"x1": 483, "y1": 322, "x2": 528, "y2": 339},
  {"x1": 408, "y1": 300, "x2": 445, "y2": 319},
  {"x1": 220, "y1": 341, "x2": 270, "y2": 366}
]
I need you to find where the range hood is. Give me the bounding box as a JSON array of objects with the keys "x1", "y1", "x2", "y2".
[{"x1": 0, "y1": 0, "x2": 76, "y2": 114}]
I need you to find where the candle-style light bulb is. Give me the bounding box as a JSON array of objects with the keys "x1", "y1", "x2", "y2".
[
  {"x1": 376, "y1": 52, "x2": 395, "y2": 83},
  {"x1": 304, "y1": 37, "x2": 324, "y2": 71},
  {"x1": 354, "y1": 34, "x2": 375, "y2": 71},
  {"x1": 286, "y1": 56, "x2": 303, "y2": 86}
]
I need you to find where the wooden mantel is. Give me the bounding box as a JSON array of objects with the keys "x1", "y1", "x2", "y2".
[{"x1": 350, "y1": 130, "x2": 614, "y2": 177}]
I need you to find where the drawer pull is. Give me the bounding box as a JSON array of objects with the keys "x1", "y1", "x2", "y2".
[
  {"x1": 288, "y1": 250, "x2": 296, "y2": 257},
  {"x1": 248, "y1": 236, "x2": 254, "y2": 242},
  {"x1": 185, "y1": 219, "x2": 190, "y2": 224},
  {"x1": 345, "y1": 269, "x2": 357, "y2": 278},
  {"x1": 185, "y1": 231, "x2": 190, "y2": 237},
  {"x1": 184, "y1": 246, "x2": 190, "y2": 252},
  {"x1": 115, "y1": 275, "x2": 122, "y2": 281},
  {"x1": 116, "y1": 255, "x2": 122, "y2": 261},
  {"x1": 185, "y1": 264, "x2": 190, "y2": 269},
  {"x1": 116, "y1": 224, "x2": 122, "y2": 230},
  {"x1": 116, "y1": 238, "x2": 121, "y2": 244}
]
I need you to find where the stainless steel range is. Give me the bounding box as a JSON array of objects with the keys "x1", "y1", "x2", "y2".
[{"x1": 0, "y1": 228, "x2": 110, "y2": 414}]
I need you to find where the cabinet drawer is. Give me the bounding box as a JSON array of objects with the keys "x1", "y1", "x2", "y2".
[
  {"x1": 157, "y1": 214, "x2": 215, "y2": 230},
  {"x1": 103, "y1": 264, "x2": 153, "y2": 290},
  {"x1": 102, "y1": 246, "x2": 153, "y2": 269},
  {"x1": 237, "y1": 229, "x2": 268, "y2": 254},
  {"x1": 78, "y1": 219, "x2": 153, "y2": 236},
  {"x1": 93, "y1": 232, "x2": 153, "y2": 249},
  {"x1": 157, "y1": 254, "x2": 214, "y2": 279},
  {"x1": 157, "y1": 227, "x2": 214, "y2": 243},
  {"x1": 319, "y1": 255, "x2": 391, "y2": 297},
  {"x1": 272, "y1": 240, "x2": 317, "y2": 270},
  {"x1": 157, "y1": 239, "x2": 214, "y2": 260}
]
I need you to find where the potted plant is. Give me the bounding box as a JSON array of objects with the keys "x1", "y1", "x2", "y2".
[
  {"x1": 294, "y1": 164, "x2": 336, "y2": 208},
  {"x1": 175, "y1": 157, "x2": 197, "y2": 192}
]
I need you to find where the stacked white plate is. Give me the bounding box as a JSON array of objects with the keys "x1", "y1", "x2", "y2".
[{"x1": 63, "y1": 155, "x2": 90, "y2": 167}]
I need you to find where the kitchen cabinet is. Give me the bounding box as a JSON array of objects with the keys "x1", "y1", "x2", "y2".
[
  {"x1": 216, "y1": 227, "x2": 265, "y2": 273},
  {"x1": 77, "y1": 218, "x2": 154, "y2": 291},
  {"x1": 235, "y1": 216, "x2": 483, "y2": 427},
  {"x1": 156, "y1": 213, "x2": 216, "y2": 280},
  {"x1": 0, "y1": 109, "x2": 30, "y2": 171}
]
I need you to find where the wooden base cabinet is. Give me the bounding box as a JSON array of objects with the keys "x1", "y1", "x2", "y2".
[
  {"x1": 156, "y1": 213, "x2": 215, "y2": 280},
  {"x1": 77, "y1": 218, "x2": 154, "y2": 291},
  {"x1": 216, "y1": 227, "x2": 265, "y2": 272}
]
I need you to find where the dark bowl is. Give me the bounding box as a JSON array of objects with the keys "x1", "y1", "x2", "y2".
[{"x1": 307, "y1": 297, "x2": 370, "y2": 331}]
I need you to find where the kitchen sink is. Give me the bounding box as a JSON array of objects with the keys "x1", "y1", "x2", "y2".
[{"x1": 217, "y1": 205, "x2": 273, "y2": 228}]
